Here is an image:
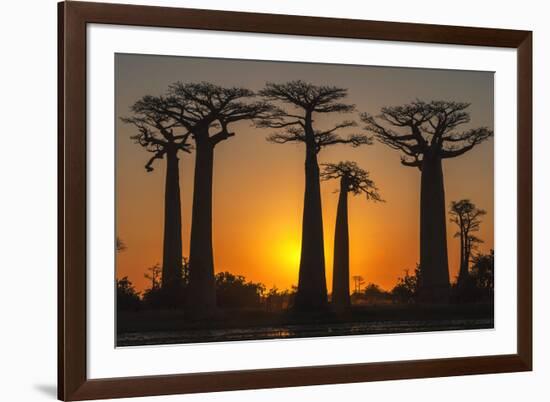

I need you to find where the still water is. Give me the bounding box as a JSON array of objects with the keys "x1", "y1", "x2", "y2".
[{"x1": 118, "y1": 318, "x2": 493, "y2": 346}]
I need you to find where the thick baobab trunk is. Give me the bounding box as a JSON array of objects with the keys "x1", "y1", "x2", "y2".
[
  {"x1": 187, "y1": 139, "x2": 217, "y2": 312},
  {"x1": 418, "y1": 153, "x2": 450, "y2": 303},
  {"x1": 457, "y1": 231, "x2": 469, "y2": 287},
  {"x1": 161, "y1": 147, "x2": 183, "y2": 291},
  {"x1": 331, "y1": 177, "x2": 350, "y2": 311},
  {"x1": 294, "y1": 130, "x2": 328, "y2": 311}
]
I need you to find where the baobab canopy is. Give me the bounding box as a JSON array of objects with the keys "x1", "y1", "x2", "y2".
[{"x1": 361, "y1": 100, "x2": 492, "y2": 169}]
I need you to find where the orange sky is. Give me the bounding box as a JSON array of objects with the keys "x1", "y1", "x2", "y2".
[{"x1": 115, "y1": 54, "x2": 494, "y2": 294}]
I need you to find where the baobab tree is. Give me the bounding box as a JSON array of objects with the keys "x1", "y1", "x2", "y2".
[
  {"x1": 122, "y1": 95, "x2": 192, "y2": 294},
  {"x1": 449, "y1": 199, "x2": 486, "y2": 287},
  {"x1": 361, "y1": 100, "x2": 492, "y2": 302},
  {"x1": 161, "y1": 82, "x2": 272, "y2": 312},
  {"x1": 260, "y1": 81, "x2": 372, "y2": 311},
  {"x1": 321, "y1": 162, "x2": 382, "y2": 311}
]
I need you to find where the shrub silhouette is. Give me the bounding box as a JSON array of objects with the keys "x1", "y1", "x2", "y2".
[
  {"x1": 215, "y1": 272, "x2": 266, "y2": 309},
  {"x1": 353, "y1": 283, "x2": 392, "y2": 305},
  {"x1": 116, "y1": 277, "x2": 141, "y2": 311},
  {"x1": 391, "y1": 265, "x2": 422, "y2": 304},
  {"x1": 142, "y1": 258, "x2": 190, "y2": 309},
  {"x1": 471, "y1": 250, "x2": 494, "y2": 293}
]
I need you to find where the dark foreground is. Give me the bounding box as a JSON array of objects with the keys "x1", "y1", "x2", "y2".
[{"x1": 117, "y1": 303, "x2": 494, "y2": 346}]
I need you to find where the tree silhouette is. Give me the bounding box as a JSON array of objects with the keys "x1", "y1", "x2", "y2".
[
  {"x1": 116, "y1": 277, "x2": 142, "y2": 311},
  {"x1": 362, "y1": 100, "x2": 492, "y2": 302},
  {"x1": 363, "y1": 283, "x2": 391, "y2": 304},
  {"x1": 160, "y1": 82, "x2": 272, "y2": 312},
  {"x1": 215, "y1": 272, "x2": 266, "y2": 309},
  {"x1": 470, "y1": 249, "x2": 494, "y2": 299},
  {"x1": 449, "y1": 199, "x2": 486, "y2": 287},
  {"x1": 391, "y1": 265, "x2": 422, "y2": 304},
  {"x1": 351, "y1": 275, "x2": 365, "y2": 294},
  {"x1": 321, "y1": 161, "x2": 382, "y2": 310},
  {"x1": 144, "y1": 263, "x2": 162, "y2": 290},
  {"x1": 260, "y1": 81, "x2": 372, "y2": 311},
  {"x1": 142, "y1": 258, "x2": 190, "y2": 309},
  {"x1": 122, "y1": 96, "x2": 192, "y2": 293}
]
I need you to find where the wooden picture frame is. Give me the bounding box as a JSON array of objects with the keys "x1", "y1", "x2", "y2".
[{"x1": 58, "y1": 1, "x2": 532, "y2": 400}]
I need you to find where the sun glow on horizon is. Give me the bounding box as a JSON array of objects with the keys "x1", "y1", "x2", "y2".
[{"x1": 277, "y1": 239, "x2": 301, "y2": 273}]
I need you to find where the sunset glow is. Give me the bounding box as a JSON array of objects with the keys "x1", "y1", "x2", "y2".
[{"x1": 115, "y1": 54, "x2": 494, "y2": 295}]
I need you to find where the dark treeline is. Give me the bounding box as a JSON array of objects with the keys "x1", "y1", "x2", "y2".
[
  {"x1": 116, "y1": 248, "x2": 494, "y2": 312},
  {"x1": 117, "y1": 260, "x2": 289, "y2": 312},
  {"x1": 120, "y1": 79, "x2": 493, "y2": 314}
]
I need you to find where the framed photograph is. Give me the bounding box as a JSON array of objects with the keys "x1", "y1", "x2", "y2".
[{"x1": 58, "y1": 1, "x2": 532, "y2": 400}]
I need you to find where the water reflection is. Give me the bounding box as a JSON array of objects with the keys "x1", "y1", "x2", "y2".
[{"x1": 118, "y1": 318, "x2": 493, "y2": 346}]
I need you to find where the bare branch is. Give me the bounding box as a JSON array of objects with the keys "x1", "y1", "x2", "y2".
[
  {"x1": 122, "y1": 94, "x2": 192, "y2": 171},
  {"x1": 401, "y1": 155, "x2": 423, "y2": 169},
  {"x1": 166, "y1": 82, "x2": 272, "y2": 145},
  {"x1": 144, "y1": 149, "x2": 166, "y2": 172},
  {"x1": 440, "y1": 127, "x2": 493, "y2": 158},
  {"x1": 361, "y1": 100, "x2": 492, "y2": 166},
  {"x1": 210, "y1": 120, "x2": 236, "y2": 145},
  {"x1": 267, "y1": 127, "x2": 305, "y2": 145}
]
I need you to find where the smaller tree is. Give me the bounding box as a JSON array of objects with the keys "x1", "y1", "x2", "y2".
[
  {"x1": 321, "y1": 161, "x2": 382, "y2": 310},
  {"x1": 144, "y1": 264, "x2": 162, "y2": 290},
  {"x1": 142, "y1": 263, "x2": 164, "y2": 309},
  {"x1": 352, "y1": 275, "x2": 366, "y2": 294},
  {"x1": 142, "y1": 257, "x2": 191, "y2": 309},
  {"x1": 470, "y1": 250, "x2": 494, "y2": 301},
  {"x1": 449, "y1": 199, "x2": 486, "y2": 288}
]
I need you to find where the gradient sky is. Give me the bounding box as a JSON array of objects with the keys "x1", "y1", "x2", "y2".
[{"x1": 115, "y1": 53, "x2": 494, "y2": 294}]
